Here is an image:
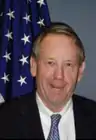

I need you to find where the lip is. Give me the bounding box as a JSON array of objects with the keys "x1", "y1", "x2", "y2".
[
  {"x1": 52, "y1": 88, "x2": 62, "y2": 92},
  {"x1": 51, "y1": 84, "x2": 64, "y2": 89}
]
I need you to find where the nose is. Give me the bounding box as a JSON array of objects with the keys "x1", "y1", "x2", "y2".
[{"x1": 54, "y1": 66, "x2": 64, "y2": 80}]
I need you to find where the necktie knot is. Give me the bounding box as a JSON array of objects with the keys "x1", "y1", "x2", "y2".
[{"x1": 51, "y1": 114, "x2": 61, "y2": 126}]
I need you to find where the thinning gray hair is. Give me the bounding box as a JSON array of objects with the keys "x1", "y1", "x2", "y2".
[{"x1": 31, "y1": 22, "x2": 85, "y2": 65}]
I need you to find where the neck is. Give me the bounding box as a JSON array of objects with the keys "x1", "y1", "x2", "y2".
[{"x1": 44, "y1": 100, "x2": 67, "y2": 113}]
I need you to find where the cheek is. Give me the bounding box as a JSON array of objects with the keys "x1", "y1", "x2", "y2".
[
  {"x1": 37, "y1": 64, "x2": 53, "y2": 81},
  {"x1": 64, "y1": 70, "x2": 78, "y2": 84}
]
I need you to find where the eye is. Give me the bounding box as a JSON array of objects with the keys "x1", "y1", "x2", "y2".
[
  {"x1": 66, "y1": 63, "x2": 72, "y2": 67},
  {"x1": 47, "y1": 61, "x2": 55, "y2": 66}
]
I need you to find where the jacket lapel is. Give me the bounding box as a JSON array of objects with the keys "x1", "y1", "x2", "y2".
[
  {"x1": 72, "y1": 95, "x2": 92, "y2": 139},
  {"x1": 19, "y1": 92, "x2": 45, "y2": 139},
  {"x1": 73, "y1": 95, "x2": 84, "y2": 139}
]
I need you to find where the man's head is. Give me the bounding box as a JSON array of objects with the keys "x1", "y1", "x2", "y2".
[{"x1": 30, "y1": 22, "x2": 85, "y2": 112}]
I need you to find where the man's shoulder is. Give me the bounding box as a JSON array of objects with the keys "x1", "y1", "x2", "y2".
[
  {"x1": 73, "y1": 94, "x2": 96, "y2": 105},
  {"x1": 0, "y1": 92, "x2": 40, "y2": 138},
  {"x1": 73, "y1": 94, "x2": 96, "y2": 114},
  {"x1": 0, "y1": 92, "x2": 36, "y2": 114}
]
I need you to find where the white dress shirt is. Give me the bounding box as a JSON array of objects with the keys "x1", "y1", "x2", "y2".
[{"x1": 36, "y1": 93, "x2": 76, "y2": 140}]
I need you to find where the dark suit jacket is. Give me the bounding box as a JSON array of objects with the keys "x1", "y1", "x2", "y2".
[{"x1": 0, "y1": 92, "x2": 96, "y2": 139}]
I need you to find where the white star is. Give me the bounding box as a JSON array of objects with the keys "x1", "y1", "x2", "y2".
[
  {"x1": 17, "y1": 76, "x2": 27, "y2": 86},
  {"x1": 21, "y1": 33, "x2": 31, "y2": 45},
  {"x1": 5, "y1": 30, "x2": 13, "y2": 41},
  {"x1": 3, "y1": 51, "x2": 11, "y2": 62},
  {"x1": 37, "y1": 18, "x2": 45, "y2": 27},
  {"x1": 37, "y1": 0, "x2": 45, "y2": 7},
  {"x1": 0, "y1": 93, "x2": 5, "y2": 103},
  {"x1": 6, "y1": 9, "x2": 15, "y2": 20},
  {"x1": 1, "y1": 73, "x2": 9, "y2": 84},
  {"x1": 27, "y1": 0, "x2": 32, "y2": 3},
  {"x1": 23, "y1": 13, "x2": 31, "y2": 24},
  {"x1": 0, "y1": 12, "x2": 3, "y2": 17},
  {"x1": 19, "y1": 55, "x2": 29, "y2": 66}
]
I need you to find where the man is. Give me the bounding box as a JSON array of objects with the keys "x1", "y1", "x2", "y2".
[{"x1": 0, "y1": 22, "x2": 96, "y2": 139}]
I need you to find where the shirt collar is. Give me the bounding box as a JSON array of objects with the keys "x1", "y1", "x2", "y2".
[{"x1": 36, "y1": 92, "x2": 73, "y2": 117}]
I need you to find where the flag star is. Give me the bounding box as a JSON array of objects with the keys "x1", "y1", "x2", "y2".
[
  {"x1": 37, "y1": 18, "x2": 45, "y2": 27},
  {"x1": 6, "y1": 9, "x2": 15, "y2": 20},
  {"x1": 37, "y1": 0, "x2": 45, "y2": 7},
  {"x1": 0, "y1": 93, "x2": 5, "y2": 103},
  {"x1": 5, "y1": 30, "x2": 13, "y2": 41},
  {"x1": 3, "y1": 51, "x2": 11, "y2": 62},
  {"x1": 0, "y1": 12, "x2": 3, "y2": 17},
  {"x1": 19, "y1": 55, "x2": 29, "y2": 66},
  {"x1": 27, "y1": 0, "x2": 32, "y2": 3},
  {"x1": 17, "y1": 76, "x2": 27, "y2": 86},
  {"x1": 23, "y1": 13, "x2": 31, "y2": 24},
  {"x1": 1, "y1": 73, "x2": 9, "y2": 84},
  {"x1": 21, "y1": 33, "x2": 31, "y2": 45}
]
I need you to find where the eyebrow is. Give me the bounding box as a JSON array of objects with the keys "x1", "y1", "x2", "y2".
[{"x1": 47, "y1": 58, "x2": 76, "y2": 63}]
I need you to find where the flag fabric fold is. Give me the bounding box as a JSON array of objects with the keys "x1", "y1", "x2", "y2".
[{"x1": 0, "y1": 0, "x2": 50, "y2": 101}]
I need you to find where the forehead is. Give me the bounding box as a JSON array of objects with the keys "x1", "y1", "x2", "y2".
[{"x1": 39, "y1": 34, "x2": 78, "y2": 59}]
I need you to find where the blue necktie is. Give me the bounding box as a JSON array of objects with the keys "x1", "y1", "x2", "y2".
[{"x1": 47, "y1": 114, "x2": 61, "y2": 140}]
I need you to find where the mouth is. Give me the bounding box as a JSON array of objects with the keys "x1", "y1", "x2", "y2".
[{"x1": 51, "y1": 84, "x2": 64, "y2": 90}]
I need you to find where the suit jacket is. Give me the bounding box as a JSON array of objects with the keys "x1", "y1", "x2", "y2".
[{"x1": 0, "y1": 92, "x2": 96, "y2": 139}]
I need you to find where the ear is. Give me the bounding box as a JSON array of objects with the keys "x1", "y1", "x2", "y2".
[
  {"x1": 77, "y1": 61, "x2": 86, "y2": 82},
  {"x1": 30, "y1": 56, "x2": 37, "y2": 77}
]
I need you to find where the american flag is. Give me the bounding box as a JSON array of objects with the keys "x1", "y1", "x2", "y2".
[{"x1": 0, "y1": 0, "x2": 50, "y2": 101}]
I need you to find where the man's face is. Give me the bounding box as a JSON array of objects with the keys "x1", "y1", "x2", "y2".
[{"x1": 30, "y1": 34, "x2": 85, "y2": 112}]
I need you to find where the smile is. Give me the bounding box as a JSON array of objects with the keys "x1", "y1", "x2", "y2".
[{"x1": 51, "y1": 84, "x2": 64, "y2": 90}]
